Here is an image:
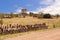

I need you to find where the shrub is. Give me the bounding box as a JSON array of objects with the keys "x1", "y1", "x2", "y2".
[{"x1": 43, "y1": 14, "x2": 52, "y2": 18}]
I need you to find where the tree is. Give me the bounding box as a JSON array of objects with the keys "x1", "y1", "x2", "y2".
[
  {"x1": 15, "y1": 14, "x2": 18, "y2": 17},
  {"x1": 29, "y1": 12, "x2": 34, "y2": 16},
  {"x1": 21, "y1": 12, "x2": 27, "y2": 18},
  {"x1": 43, "y1": 14, "x2": 52, "y2": 18},
  {"x1": 33, "y1": 14, "x2": 38, "y2": 17},
  {"x1": 55, "y1": 14, "x2": 60, "y2": 18},
  {"x1": 10, "y1": 12, "x2": 14, "y2": 18},
  {"x1": 37, "y1": 12, "x2": 44, "y2": 18}
]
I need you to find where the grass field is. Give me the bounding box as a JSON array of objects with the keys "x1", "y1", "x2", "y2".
[
  {"x1": 0, "y1": 16, "x2": 60, "y2": 40},
  {"x1": 1, "y1": 16, "x2": 60, "y2": 28}
]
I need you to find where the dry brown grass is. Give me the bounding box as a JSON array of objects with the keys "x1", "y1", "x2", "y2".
[
  {"x1": 0, "y1": 16, "x2": 60, "y2": 28},
  {"x1": 0, "y1": 17, "x2": 60, "y2": 40}
]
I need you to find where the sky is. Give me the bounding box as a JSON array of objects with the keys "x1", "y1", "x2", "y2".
[{"x1": 0, "y1": 0, "x2": 60, "y2": 15}]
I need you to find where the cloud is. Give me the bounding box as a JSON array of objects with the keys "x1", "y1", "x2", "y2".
[
  {"x1": 14, "y1": 7, "x2": 22, "y2": 14},
  {"x1": 15, "y1": 0, "x2": 60, "y2": 15},
  {"x1": 39, "y1": 0, "x2": 54, "y2": 5},
  {"x1": 37, "y1": 0, "x2": 60, "y2": 15}
]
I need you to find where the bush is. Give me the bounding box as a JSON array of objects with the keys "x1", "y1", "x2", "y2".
[{"x1": 43, "y1": 14, "x2": 52, "y2": 18}]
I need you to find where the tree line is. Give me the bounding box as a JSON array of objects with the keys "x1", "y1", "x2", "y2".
[{"x1": 0, "y1": 12, "x2": 60, "y2": 18}]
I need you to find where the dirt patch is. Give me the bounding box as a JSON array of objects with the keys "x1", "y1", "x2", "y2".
[{"x1": 5, "y1": 28, "x2": 60, "y2": 40}]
